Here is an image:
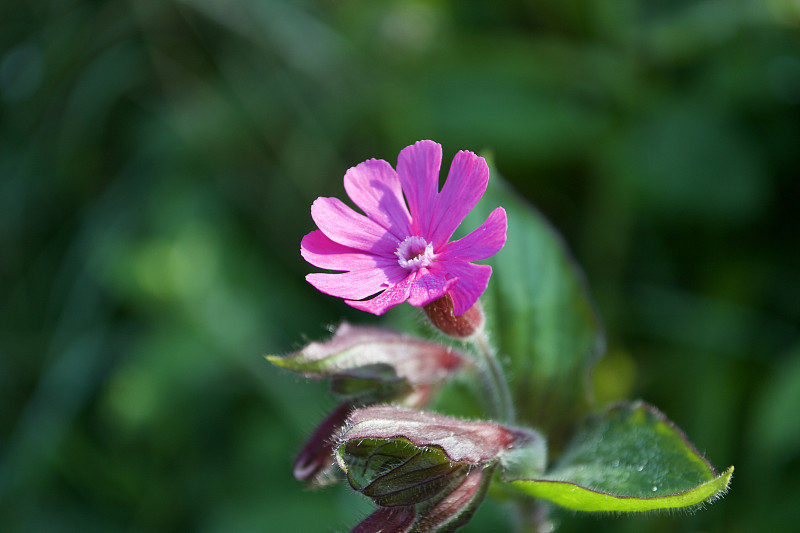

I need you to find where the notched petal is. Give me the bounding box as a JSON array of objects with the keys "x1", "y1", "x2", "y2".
[
  {"x1": 306, "y1": 268, "x2": 405, "y2": 301},
  {"x1": 405, "y1": 268, "x2": 458, "y2": 308},
  {"x1": 344, "y1": 158, "x2": 412, "y2": 239},
  {"x1": 345, "y1": 273, "x2": 415, "y2": 316},
  {"x1": 428, "y1": 150, "x2": 490, "y2": 248},
  {"x1": 311, "y1": 196, "x2": 398, "y2": 254},
  {"x1": 396, "y1": 140, "x2": 442, "y2": 236},
  {"x1": 439, "y1": 207, "x2": 508, "y2": 263},
  {"x1": 301, "y1": 230, "x2": 391, "y2": 272},
  {"x1": 434, "y1": 261, "x2": 492, "y2": 316}
]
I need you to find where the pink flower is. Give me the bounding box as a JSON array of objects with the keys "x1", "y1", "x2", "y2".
[{"x1": 301, "y1": 140, "x2": 507, "y2": 316}]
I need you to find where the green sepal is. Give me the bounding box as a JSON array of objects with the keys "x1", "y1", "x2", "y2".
[
  {"x1": 414, "y1": 463, "x2": 497, "y2": 533},
  {"x1": 328, "y1": 364, "x2": 411, "y2": 400},
  {"x1": 338, "y1": 438, "x2": 467, "y2": 507}
]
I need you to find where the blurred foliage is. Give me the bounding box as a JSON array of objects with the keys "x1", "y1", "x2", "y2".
[{"x1": 1, "y1": 0, "x2": 798, "y2": 532}]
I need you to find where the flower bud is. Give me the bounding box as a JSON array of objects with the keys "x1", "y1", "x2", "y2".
[
  {"x1": 337, "y1": 406, "x2": 534, "y2": 532},
  {"x1": 268, "y1": 325, "x2": 469, "y2": 489},
  {"x1": 350, "y1": 506, "x2": 415, "y2": 533},
  {"x1": 267, "y1": 323, "x2": 466, "y2": 403},
  {"x1": 415, "y1": 465, "x2": 493, "y2": 533},
  {"x1": 338, "y1": 406, "x2": 522, "y2": 466},
  {"x1": 341, "y1": 438, "x2": 469, "y2": 507},
  {"x1": 423, "y1": 295, "x2": 484, "y2": 339},
  {"x1": 293, "y1": 401, "x2": 352, "y2": 486}
]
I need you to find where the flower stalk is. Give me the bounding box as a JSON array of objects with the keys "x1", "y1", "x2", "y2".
[
  {"x1": 472, "y1": 327, "x2": 515, "y2": 425},
  {"x1": 421, "y1": 295, "x2": 513, "y2": 424}
]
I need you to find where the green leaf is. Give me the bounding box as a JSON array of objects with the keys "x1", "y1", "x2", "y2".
[
  {"x1": 507, "y1": 401, "x2": 733, "y2": 512},
  {"x1": 463, "y1": 164, "x2": 604, "y2": 442}
]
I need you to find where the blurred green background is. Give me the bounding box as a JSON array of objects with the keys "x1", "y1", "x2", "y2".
[{"x1": 2, "y1": 1, "x2": 799, "y2": 531}]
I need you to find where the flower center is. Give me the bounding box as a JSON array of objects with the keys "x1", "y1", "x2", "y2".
[{"x1": 395, "y1": 236, "x2": 435, "y2": 271}]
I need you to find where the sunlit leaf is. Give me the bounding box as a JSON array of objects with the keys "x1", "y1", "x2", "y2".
[{"x1": 507, "y1": 401, "x2": 733, "y2": 512}]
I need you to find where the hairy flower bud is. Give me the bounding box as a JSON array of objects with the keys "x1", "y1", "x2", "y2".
[
  {"x1": 351, "y1": 506, "x2": 416, "y2": 533},
  {"x1": 414, "y1": 465, "x2": 494, "y2": 533},
  {"x1": 337, "y1": 406, "x2": 537, "y2": 532},
  {"x1": 423, "y1": 295, "x2": 484, "y2": 339},
  {"x1": 267, "y1": 323, "x2": 466, "y2": 403},
  {"x1": 268, "y1": 325, "x2": 469, "y2": 488},
  {"x1": 293, "y1": 401, "x2": 352, "y2": 486},
  {"x1": 338, "y1": 406, "x2": 523, "y2": 466},
  {"x1": 341, "y1": 438, "x2": 469, "y2": 507}
]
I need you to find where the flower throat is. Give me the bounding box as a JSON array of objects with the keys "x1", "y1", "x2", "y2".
[{"x1": 395, "y1": 235, "x2": 434, "y2": 271}]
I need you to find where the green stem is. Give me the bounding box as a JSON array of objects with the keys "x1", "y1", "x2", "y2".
[
  {"x1": 515, "y1": 500, "x2": 554, "y2": 533},
  {"x1": 472, "y1": 331, "x2": 515, "y2": 424}
]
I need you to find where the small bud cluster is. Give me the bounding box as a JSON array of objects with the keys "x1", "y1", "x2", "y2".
[
  {"x1": 267, "y1": 324, "x2": 469, "y2": 490},
  {"x1": 267, "y1": 322, "x2": 543, "y2": 532}
]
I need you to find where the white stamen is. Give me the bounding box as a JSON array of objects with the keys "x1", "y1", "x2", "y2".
[{"x1": 395, "y1": 236, "x2": 435, "y2": 271}]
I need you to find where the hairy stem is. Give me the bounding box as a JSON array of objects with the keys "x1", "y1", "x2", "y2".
[
  {"x1": 472, "y1": 331, "x2": 515, "y2": 424},
  {"x1": 514, "y1": 500, "x2": 554, "y2": 533}
]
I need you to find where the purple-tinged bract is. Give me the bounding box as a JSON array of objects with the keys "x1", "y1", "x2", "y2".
[{"x1": 302, "y1": 140, "x2": 507, "y2": 316}]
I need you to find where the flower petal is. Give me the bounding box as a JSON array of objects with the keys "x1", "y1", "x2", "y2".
[
  {"x1": 307, "y1": 266, "x2": 406, "y2": 300},
  {"x1": 294, "y1": 401, "x2": 353, "y2": 484},
  {"x1": 346, "y1": 273, "x2": 416, "y2": 315},
  {"x1": 396, "y1": 140, "x2": 441, "y2": 236},
  {"x1": 435, "y1": 261, "x2": 492, "y2": 316},
  {"x1": 351, "y1": 506, "x2": 416, "y2": 533},
  {"x1": 414, "y1": 466, "x2": 492, "y2": 533},
  {"x1": 406, "y1": 268, "x2": 459, "y2": 308},
  {"x1": 344, "y1": 159, "x2": 412, "y2": 239},
  {"x1": 311, "y1": 197, "x2": 398, "y2": 254},
  {"x1": 428, "y1": 150, "x2": 489, "y2": 247},
  {"x1": 438, "y1": 207, "x2": 507, "y2": 262},
  {"x1": 301, "y1": 230, "x2": 394, "y2": 272}
]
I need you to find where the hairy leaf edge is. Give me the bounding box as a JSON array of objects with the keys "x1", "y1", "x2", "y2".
[{"x1": 507, "y1": 465, "x2": 733, "y2": 513}]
